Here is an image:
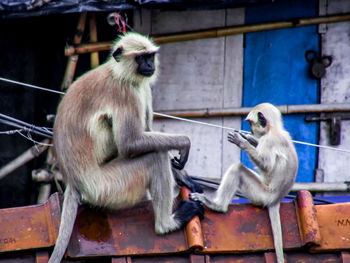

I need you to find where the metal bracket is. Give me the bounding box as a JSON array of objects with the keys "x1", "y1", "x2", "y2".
[
  {"x1": 305, "y1": 113, "x2": 350, "y2": 145},
  {"x1": 305, "y1": 50, "x2": 332, "y2": 79}
]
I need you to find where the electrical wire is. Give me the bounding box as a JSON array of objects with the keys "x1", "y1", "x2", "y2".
[
  {"x1": 0, "y1": 113, "x2": 53, "y2": 138},
  {"x1": 0, "y1": 76, "x2": 347, "y2": 200},
  {"x1": 1, "y1": 76, "x2": 350, "y2": 153},
  {"x1": 0, "y1": 77, "x2": 65, "y2": 95}
]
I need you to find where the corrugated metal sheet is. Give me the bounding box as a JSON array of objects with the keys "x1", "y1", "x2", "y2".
[{"x1": 1, "y1": 190, "x2": 350, "y2": 262}]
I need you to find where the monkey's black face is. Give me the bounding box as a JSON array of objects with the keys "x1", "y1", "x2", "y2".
[{"x1": 135, "y1": 53, "x2": 156, "y2": 77}]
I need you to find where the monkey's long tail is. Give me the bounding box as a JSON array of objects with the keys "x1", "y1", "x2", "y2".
[
  {"x1": 48, "y1": 185, "x2": 79, "y2": 263},
  {"x1": 268, "y1": 203, "x2": 284, "y2": 263}
]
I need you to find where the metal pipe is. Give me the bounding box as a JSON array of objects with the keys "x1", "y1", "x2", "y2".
[
  {"x1": 154, "y1": 103, "x2": 350, "y2": 119},
  {"x1": 65, "y1": 13, "x2": 350, "y2": 56},
  {"x1": 191, "y1": 176, "x2": 350, "y2": 193},
  {"x1": 292, "y1": 182, "x2": 350, "y2": 192}
]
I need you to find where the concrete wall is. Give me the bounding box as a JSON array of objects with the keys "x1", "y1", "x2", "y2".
[
  {"x1": 134, "y1": 8, "x2": 245, "y2": 179},
  {"x1": 318, "y1": 0, "x2": 350, "y2": 183}
]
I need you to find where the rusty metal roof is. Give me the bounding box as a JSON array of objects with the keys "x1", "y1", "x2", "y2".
[{"x1": 1, "y1": 189, "x2": 350, "y2": 262}]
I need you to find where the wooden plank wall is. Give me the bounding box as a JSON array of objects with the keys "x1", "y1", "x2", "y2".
[
  {"x1": 318, "y1": 0, "x2": 350, "y2": 184},
  {"x1": 134, "y1": 8, "x2": 244, "y2": 179}
]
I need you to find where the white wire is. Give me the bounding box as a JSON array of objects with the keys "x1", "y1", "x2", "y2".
[
  {"x1": 154, "y1": 112, "x2": 250, "y2": 134},
  {"x1": 1, "y1": 76, "x2": 350, "y2": 153},
  {"x1": 154, "y1": 112, "x2": 350, "y2": 154},
  {"x1": 17, "y1": 131, "x2": 53, "y2": 147},
  {"x1": 0, "y1": 128, "x2": 53, "y2": 147},
  {"x1": 292, "y1": 140, "x2": 350, "y2": 153},
  {"x1": 0, "y1": 77, "x2": 65, "y2": 95},
  {"x1": 0, "y1": 129, "x2": 22, "y2": 135}
]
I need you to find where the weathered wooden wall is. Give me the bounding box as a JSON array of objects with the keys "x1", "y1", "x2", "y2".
[
  {"x1": 134, "y1": 8, "x2": 244, "y2": 179},
  {"x1": 318, "y1": 0, "x2": 350, "y2": 183}
]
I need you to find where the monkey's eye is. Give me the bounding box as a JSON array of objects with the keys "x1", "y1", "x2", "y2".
[
  {"x1": 257, "y1": 112, "x2": 267, "y2": 127},
  {"x1": 135, "y1": 53, "x2": 155, "y2": 64},
  {"x1": 135, "y1": 54, "x2": 142, "y2": 62}
]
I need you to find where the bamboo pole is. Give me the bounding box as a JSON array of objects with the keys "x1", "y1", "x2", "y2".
[
  {"x1": 89, "y1": 13, "x2": 100, "y2": 68},
  {"x1": 0, "y1": 140, "x2": 50, "y2": 180},
  {"x1": 65, "y1": 40, "x2": 111, "y2": 56},
  {"x1": 191, "y1": 177, "x2": 350, "y2": 193},
  {"x1": 65, "y1": 13, "x2": 350, "y2": 56},
  {"x1": 292, "y1": 182, "x2": 350, "y2": 192},
  {"x1": 37, "y1": 184, "x2": 52, "y2": 204},
  {"x1": 154, "y1": 103, "x2": 350, "y2": 119},
  {"x1": 61, "y1": 12, "x2": 87, "y2": 91}
]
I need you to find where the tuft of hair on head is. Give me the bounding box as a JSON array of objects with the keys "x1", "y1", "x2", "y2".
[
  {"x1": 112, "y1": 32, "x2": 159, "y2": 57},
  {"x1": 246, "y1": 103, "x2": 284, "y2": 130}
]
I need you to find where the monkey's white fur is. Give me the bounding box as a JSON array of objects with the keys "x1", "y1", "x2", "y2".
[{"x1": 190, "y1": 103, "x2": 298, "y2": 263}]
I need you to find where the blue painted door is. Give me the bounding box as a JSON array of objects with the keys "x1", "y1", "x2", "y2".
[{"x1": 242, "y1": 0, "x2": 319, "y2": 182}]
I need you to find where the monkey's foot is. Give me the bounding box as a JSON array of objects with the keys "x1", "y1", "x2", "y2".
[
  {"x1": 189, "y1": 192, "x2": 206, "y2": 202},
  {"x1": 171, "y1": 157, "x2": 185, "y2": 170},
  {"x1": 155, "y1": 217, "x2": 181, "y2": 235},
  {"x1": 189, "y1": 193, "x2": 228, "y2": 213},
  {"x1": 175, "y1": 200, "x2": 204, "y2": 225},
  {"x1": 155, "y1": 201, "x2": 204, "y2": 235}
]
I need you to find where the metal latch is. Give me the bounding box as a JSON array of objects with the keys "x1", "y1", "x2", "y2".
[{"x1": 305, "y1": 113, "x2": 350, "y2": 145}]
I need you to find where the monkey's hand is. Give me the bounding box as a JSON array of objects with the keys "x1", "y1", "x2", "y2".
[
  {"x1": 171, "y1": 149, "x2": 189, "y2": 170},
  {"x1": 228, "y1": 131, "x2": 249, "y2": 149},
  {"x1": 239, "y1": 132, "x2": 258, "y2": 147}
]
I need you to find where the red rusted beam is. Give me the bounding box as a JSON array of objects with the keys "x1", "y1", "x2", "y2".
[
  {"x1": 1, "y1": 190, "x2": 350, "y2": 261},
  {"x1": 199, "y1": 201, "x2": 303, "y2": 254},
  {"x1": 341, "y1": 252, "x2": 350, "y2": 263},
  {"x1": 311, "y1": 200, "x2": 350, "y2": 252},
  {"x1": 35, "y1": 251, "x2": 50, "y2": 263},
  {"x1": 264, "y1": 252, "x2": 279, "y2": 263},
  {"x1": 180, "y1": 187, "x2": 204, "y2": 251},
  {"x1": 295, "y1": 190, "x2": 321, "y2": 246},
  {"x1": 0, "y1": 193, "x2": 60, "y2": 253},
  {"x1": 66, "y1": 201, "x2": 191, "y2": 258}
]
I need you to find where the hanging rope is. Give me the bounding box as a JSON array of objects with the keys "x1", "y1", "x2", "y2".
[{"x1": 1, "y1": 76, "x2": 350, "y2": 153}]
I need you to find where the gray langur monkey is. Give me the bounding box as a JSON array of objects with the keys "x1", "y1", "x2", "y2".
[
  {"x1": 49, "y1": 32, "x2": 203, "y2": 263},
  {"x1": 190, "y1": 103, "x2": 298, "y2": 263}
]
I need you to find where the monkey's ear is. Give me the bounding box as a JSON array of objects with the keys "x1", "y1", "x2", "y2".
[
  {"x1": 112, "y1": 47, "x2": 123, "y2": 62},
  {"x1": 258, "y1": 112, "x2": 267, "y2": 127}
]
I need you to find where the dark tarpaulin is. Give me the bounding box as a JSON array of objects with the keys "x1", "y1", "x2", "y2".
[{"x1": 0, "y1": 0, "x2": 273, "y2": 19}]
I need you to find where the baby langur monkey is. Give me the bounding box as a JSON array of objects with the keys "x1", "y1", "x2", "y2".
[
  {"x1": 190, "y1": 103, "x2": 298, "y2": 263},
  {"x1": 50, "y1": 32, "x2": 203, "y2": 263}
]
